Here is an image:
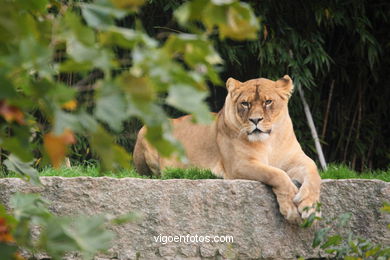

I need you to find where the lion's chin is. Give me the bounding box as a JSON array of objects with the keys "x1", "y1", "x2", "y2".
[{"x1": 247, "y1": 132, "x2": 270, "y2": 142}]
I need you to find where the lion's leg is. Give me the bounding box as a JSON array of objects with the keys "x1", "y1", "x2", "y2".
[
  {"x1": 286, "y1": 157, "x2": 321, "y2": 219},
  {"x1": 228, "y1": 161, "x2": 301, "y2": 224},
  {"x1": 133, "y1": 128, "x2": 152, "y2": 175},
  {"x1": 133, "y1": 127, "x2": 161, "y2": 176}
]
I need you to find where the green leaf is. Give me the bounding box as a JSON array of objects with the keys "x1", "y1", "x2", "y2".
[
  {"x1": 0, "y1": 73, "x2": 18, "y2": 99},
  {"x1": 381, "y1": 202, "x2": 390, "y2": 214},
  {"x1": 143, "y1": 125, "x2": 174, "y2": 157},
  {"x1": 312, "y1": 227, "x2": 330, "y2": 248},
  {"x1": 49, "y1": 83, "x2": 77, "y2": 105},
  {"x1": 63, "y1": 11, "x2": 96, "y2": 46},
  {"x1": 348, "y1": 239, "x2": 359, "y2": 253},
  {"x1": 4, "y1": 154, "x2": 41, "y2": 185},
  {"x1": 53, "y1": 110, "x2": 83, "y2": 135},
  {"x1": 80, "y1": 1, "x2": 127, "y2": 28},
  {"x1": 320, "y1": 235, "x2": 343, "y2": 249},
  {"x1": 99, "y1": 27, "x2": 157, "y2": 49},
  {"x1": 66, "y1": 37, "x2": 114, "y2": 71},
  {"x1": 17, "y1": 0, "x2": 49, "y2": 12},
  {"x1": 77, "y1": 112, "x2": 99, "y2": 134},
  {"x1": 19, "y1": 36, "x2": 53, "y2": 78},
  {"x1": 10, "y1": 193, "x2": 51, "y2": 222},
  {"x1": 167, "y1": 84, "x2": 212, "y2": 124},
  {"x1": 64, "y1": 215, "x2": 114, "y2": 257},
  {"x1": 118, "y1": 74, "x2": 155, "y2": 103},
  {"x1": 40, "y1": 217, "x2": 79, "y2": 258},
  {"x1": 174, "y1": 0, "x2": 205, "y2": 26},
  {"x1": 205, "y1": 2, "x2": 260, "y2": 40},
  {"x1": 99, "y1": 28, "x2": 138, "y2": 48},
  {"x1": 300, "y1": 211, "x2": 318, "y2": 228},
  {"x1": 163, "y1": 34, "x2": 223, "y2": 85},
  {"x1": 41, "y1": 215, "x2": 114, "y2": 259},
  {"x1": 126, "y1": 98, "x2": 185, "y2": 158},
  {"x1": 175, "y1": 0, "x2": 259, "y2": 41},
  {"x1": 59, "y1": 59, "x2": 93, "y2": 72},
  {"x1": 89, "y1": 126, "x2": 131, "y2": 171},
  {"x1": 38, "y1": 213, "x2": 115, "y2": 259},
  {"x1": 0, "y1": 244, "x2": 18, "y2": 260},
  {"x1": 0, "y1": 204, "x2": 17, "y2": 229},
  {"x1": 211, "y1": 0, "x2": 235, "y2": 5},
  {"x1": 67, "y1": 38, "x2": 100, "y2": 63},
  {"x1": 95, "y1": 82, "x2": 128, "y2": 132},
  {"x1": 0, "y1": 136, "x2": 34, "y2": 162},
  {"x1": 365, "y1": 245, "x2": 381, "y2": 257}
]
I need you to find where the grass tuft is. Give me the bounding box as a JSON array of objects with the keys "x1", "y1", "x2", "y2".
[
  {"x1": 161, "y1": 168, "x2": 218, "y2": 180},
  {"x1": 0, "y1": 165, "x2": 146, "y2": 179},
  {"x1": 320, "y1": 164, "x2": 390, "y2": 182}
]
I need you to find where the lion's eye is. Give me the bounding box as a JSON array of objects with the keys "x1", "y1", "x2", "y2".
[
  {"x1": 265, "y1": 100, "x2": 273, "y2": 106},
  {"x1": 241, "y1": 102, "x2": 250, "y2": 108}
]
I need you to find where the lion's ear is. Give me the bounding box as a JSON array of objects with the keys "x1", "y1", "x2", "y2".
[
  {"x1": 226, "y1": 77, "x2": 240, "y2": 92},
  {"x1": 276, "y1": 75, "x2": 294, "y2": 99}
]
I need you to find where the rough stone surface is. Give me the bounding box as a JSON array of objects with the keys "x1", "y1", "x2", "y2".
[{"x1": 0, "y1": 178, "x2": 389, "y2": 259}]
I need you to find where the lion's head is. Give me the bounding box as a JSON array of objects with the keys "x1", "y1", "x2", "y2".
[{"x1": 224, "y1": 75, "x2": 294, "y2": 142}]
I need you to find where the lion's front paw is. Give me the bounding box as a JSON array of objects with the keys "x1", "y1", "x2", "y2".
[
  {"x1": 273, "y1": 185, "x2": 301, "y2": 224},
  {"x1": 278, "y1": 199, "x2": 301, "y2": 224},
  {"x1": 293, "y1": 186, "x2": 321, "y2": 220}
]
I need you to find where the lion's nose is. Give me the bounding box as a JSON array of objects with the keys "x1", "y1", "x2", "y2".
[{"x1": 249, "y1": 117, "x2": 263, "y2": 125}]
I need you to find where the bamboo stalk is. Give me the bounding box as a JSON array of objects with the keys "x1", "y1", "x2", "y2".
[
  {"x1": 296, "y1": 83, "x2": 328, "y2": 170},
  {"x1": 321, "y1": 80, "x2": 335, "y2": 140}
]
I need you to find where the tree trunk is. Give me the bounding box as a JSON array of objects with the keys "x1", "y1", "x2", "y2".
[{"x1": 296, "y1": 84, "x2": 328, "y2": 170}]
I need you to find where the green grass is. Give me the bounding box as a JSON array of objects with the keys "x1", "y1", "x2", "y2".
[
  {"x1": 161, "y1": 168, "x2": 218, "y2": 180},
  {"x1": 320, "y1": 164, "x2": 390, "y2": 182},
  {"x1": 0, "y1": 164, "x2": 389, "y2": 181},
  {"x1": 0, "y1": 165, "x2": 146, "y2": 179}
]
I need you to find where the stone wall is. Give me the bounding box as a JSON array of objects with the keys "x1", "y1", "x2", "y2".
[{"x1": 0, "y1": 178, "x2": 389, "y2": 259}]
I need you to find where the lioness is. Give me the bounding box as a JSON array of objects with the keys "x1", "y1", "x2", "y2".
[{"x1": 133, "y1": 75, "x2": 321, "y2": 224}]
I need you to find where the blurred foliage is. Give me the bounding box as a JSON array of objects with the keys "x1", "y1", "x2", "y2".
[
  {"x1": 0, "y1": 0, "x2": 260, "y2": 177},
  {"x1": 300, "y1": 203, "x2": 390, "y2": 259},
  {"x1": 311, "y1": 210, "x2": 390, "y2": 259},
  {"x1": 0, "y1": 192, "x2": 139, "y2": 260}
]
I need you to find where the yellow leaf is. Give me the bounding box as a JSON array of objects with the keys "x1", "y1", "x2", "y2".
[
  {"x1": 111, "y1": 0, "x2": 145, "y2": 10},
  {"x1": 44, "y1": 129, "x2": 76, "y2": 168},
  {"x1": 62, "y1": 100, "x2": 78, "y2": 111},
  {"x1": 120, "y1": 74, "x2": 155, "y2": 102}
]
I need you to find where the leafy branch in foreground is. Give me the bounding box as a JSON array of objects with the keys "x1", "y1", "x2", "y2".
[
  {"x1": 0, "y1": 0, "x2": 260, "y2": 176},
  {"x1": 0, "y1": 193, "x2": 110, "y2": 260},
  {"x1": 0, "y1": 193, "x2": 140, "y2": 260},
  {"x1": 0, "y1": 1, "x2": 260, "y2": 259},
  {"x1": 302, "y1": 203, "x2": 390, "y2": 259}
]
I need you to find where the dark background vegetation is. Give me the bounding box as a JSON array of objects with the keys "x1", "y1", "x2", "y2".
[{"x1": 65, "y1": 0, "x2": 389, "y2": 171}]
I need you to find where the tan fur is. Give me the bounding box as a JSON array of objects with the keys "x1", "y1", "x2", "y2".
[{"x1": 133, "y1": 75, "x2": 321, "y2": 224}]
